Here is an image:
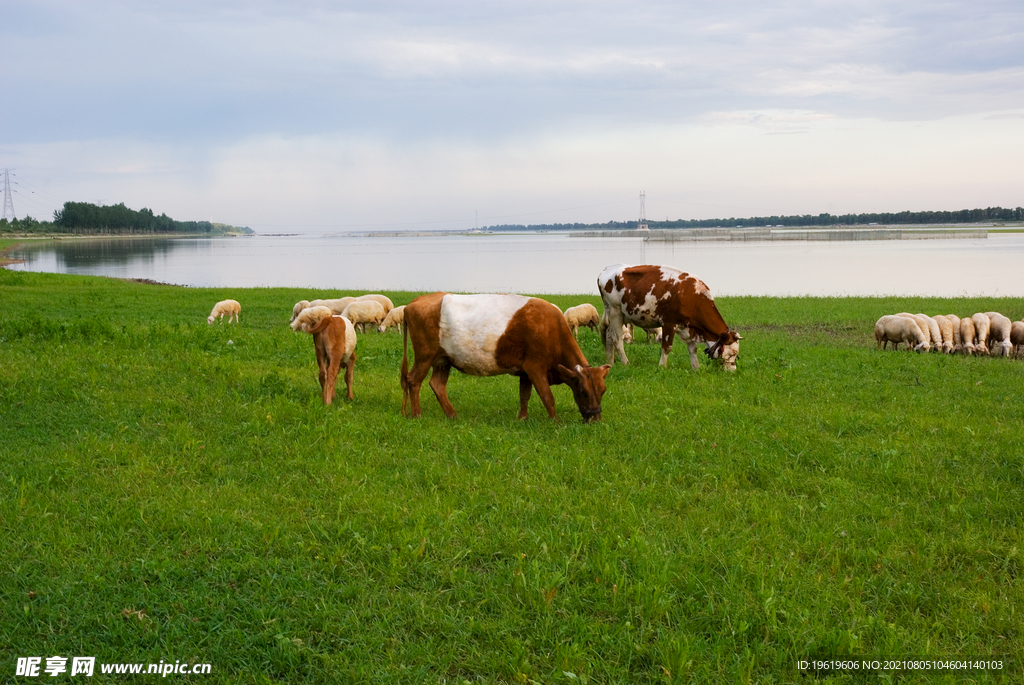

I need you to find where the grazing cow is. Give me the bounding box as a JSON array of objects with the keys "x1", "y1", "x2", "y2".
[
  {"x1": 291, "y1": 306, "x2": 357, "y2": 404},
  {"x1": 400, "y1": 293, "x2": 611, "y2": 422},
  {"x1": 598, "y1": 263, "x2": 742, "y2": 370}
]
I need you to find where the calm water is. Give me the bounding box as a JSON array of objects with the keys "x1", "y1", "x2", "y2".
[{"x1": 7, "y1": 232, "x2": 1024, "y2": 297}]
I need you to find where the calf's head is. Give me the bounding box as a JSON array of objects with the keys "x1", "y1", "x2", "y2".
[{"x1": 557, "y1": 364, "x2": 611, "y2": 423}]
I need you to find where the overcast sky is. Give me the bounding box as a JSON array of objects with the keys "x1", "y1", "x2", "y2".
[{"x1": 3, "y1": 0, "x2": 1023, "y2": 231}]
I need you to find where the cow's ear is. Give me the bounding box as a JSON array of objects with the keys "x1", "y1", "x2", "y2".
[
  {"x1": 557, "y1": 364, "x2": 579, "y2": 384},
  {"x1": 598, "y1": 364, "x2": 611, "y2": 378}
]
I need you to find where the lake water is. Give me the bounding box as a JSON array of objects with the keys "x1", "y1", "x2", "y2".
[{"x1": 6, "y1": 232, "x2": 1024, "y2": 297}]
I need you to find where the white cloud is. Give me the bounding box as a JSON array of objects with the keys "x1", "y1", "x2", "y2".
[{"x1": 4, "y1": 1, "x2": 1024, "y2": 228}]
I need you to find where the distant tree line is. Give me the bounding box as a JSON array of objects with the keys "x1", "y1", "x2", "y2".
[
  {"x1": 52, "y1": 202, "x2": 216, "y2": 234},
  {"x1": 485, "y1": 206, "x2": 1024, "y2": 232},
  {"x1": 0, "y1": 201, "x2": 250, "y2": 235}
]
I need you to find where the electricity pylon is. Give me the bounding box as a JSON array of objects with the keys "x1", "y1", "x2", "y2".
[{"x1": 1, "y1": 169, "x2": 15, "y2": 221}]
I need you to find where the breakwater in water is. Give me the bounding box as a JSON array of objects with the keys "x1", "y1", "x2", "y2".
[{"x1": 573, "y1": 227, "x2": 989, "y2": 241}]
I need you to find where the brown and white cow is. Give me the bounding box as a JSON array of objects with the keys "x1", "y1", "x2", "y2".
[
  {"x1": 400, "y1": 293, "x2": 611, "y2": 422},
  {"x1": 598, "y1": 263, "x2": 742, "y2": 370},
  {"x1": 290, "y1": 306, "x2": 358, "y2": 404}
]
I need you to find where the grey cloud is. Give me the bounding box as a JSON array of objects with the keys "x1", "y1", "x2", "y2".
[{"x1": 4, "y1": 0, "x2": 1023, "y2": 146}]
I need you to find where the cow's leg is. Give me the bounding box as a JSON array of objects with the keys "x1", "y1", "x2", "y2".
[
  {"x1": 343, "y1": 352, "x2": 356, "y2": 400},
  {"x1": 517, "y1": 374, "x2": 533, "y2": 419},
  {"x1": 404, "y1": 355, "x2": 434, "y2": 418},
  {"x1": 604, "y1": 310, "x2": 629, "y2": 365},
  {"x1": 314, "y1": 334, "x2": 329, "y2": 393},
  {"x1": 322, "y1": 352, "x2": 341, "y2": 404},
  {"x1": 659, "y1": 325, "x2": 676, "y2": 368},
  {"x1": 677, "y1": 327, "x2": 700, "y2": 369},
  {"x1": 524, "y1": 366, "x2": 558, "y2": 419},
  {"x1": 428, "y1": 363, "x2": 457, "y2": 418}
]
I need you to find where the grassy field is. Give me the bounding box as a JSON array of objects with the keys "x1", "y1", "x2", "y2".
[{"x1": 1, "y1": 268, "x2": 1022, "y2": 684}]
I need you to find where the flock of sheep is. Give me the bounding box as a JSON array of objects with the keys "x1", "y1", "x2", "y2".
[{"x1": 874, "y1": 311, "x2": 1024, "y2": 358}]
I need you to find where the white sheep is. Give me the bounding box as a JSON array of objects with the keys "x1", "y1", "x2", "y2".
[
  {"x1": 290, "y1": 297, "x2": 357, "y2": 323},
  {"x1": 916, "y1": 313, "x2": 943, "y2": 351},
  {"x1": 290, "y1": 305, "x2": 334, "y2": 333},
  {"x1": 377, "y1": 305, "x2": 406, "y2": 333},
  {"x1": 640, "y1": 326, "x2": 663, "y2": 343},
  {"x1": 1010, "y1": 320, "x2": 1024, "y2": 359},
  {"x1": 971, "y1": 313, "x2": 991, "y2": 355},
  {"x1": 341, "y1": 300, "x2": 386, "y2": 333},
  {"x1": 207, "y1": 299, "x2": 241, "y2": 324},
  {"x1": 960, "y1": 317, "x2": 977, "y2": 355},
  {"x1": 896, "y1": 313, "x2": 940, "y2": 351},
  {"x1": 356, "y1": 294, "x2": 394, "y2": 315},
  {"x1": 984, "y1": 312, "x2": 1013, "y2": 357},
  {"x1": 563, "y1": 303, "x2": 601, "y2": 340},
  {"x1": 932, "y1": 315, "x2": 955, "y2": 354},
  {"x1": 941, "y1": 314, "x2": 963, "y2": 353},
  {"x1": 875, "y1": 315, "x2": 930, "y2": 352}
]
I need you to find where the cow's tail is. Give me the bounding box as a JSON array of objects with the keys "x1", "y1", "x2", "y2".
[
  {"x1": 307, "y1": 314, "x2": 333, "y2": 335},
  {"x1": 400, "y1": 316, "x2": 410, "y2": 416}
]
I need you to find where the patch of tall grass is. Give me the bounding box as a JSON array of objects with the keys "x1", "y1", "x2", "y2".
[{"x1": 1, "y1": 270, "x2": 1021, "y2": 683}]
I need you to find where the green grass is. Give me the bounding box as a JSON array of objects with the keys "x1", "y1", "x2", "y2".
[{"x1": 1, "y1": 270, "x2": 1022, "y2": 684}]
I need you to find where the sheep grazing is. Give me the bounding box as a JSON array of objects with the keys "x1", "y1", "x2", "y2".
[
  {"x1": 563, "y1": 303, "x2": 601, "y2": 340},
  {"x1": 960, "y1": 317, "x2": 977, "y2": 355},
  {"x1": 971, "y1": 313, "x2": 991, "y2": 355},
  {"x1": 932, "y1": 315, "x2": 956, "y2": 354},
  {"x1": 356, "y1": 294, "x2": 394, "y2": 315},
  {"x1": 290, "y1": 297, "x2": 357, "y2": 323},
  {"x1": 942, "y1": 314, "x2": 963, "y2": 353},
  {"x1": 916, "y1": 314, "x2": 944, "y2": 351},
  {"x1": 378, "y1": 304, "x2": 406, "y2": 333},
  {"x1": 896, "y1": 313, "x2": 940, "y2": 351},
  {"x1": 341, "y1": 300, "x2": 387, "y2": 333},
  {"x1": 291, "y1": 306, "x2": 357, "y2": 404},
  {"x1": 640, "y1": 327, "x2": 663, "y2": 343},
  {"x1": 207, "y1": 299, "x2": 241, "y2": 325},
  {"x1": 984, "y1": 312, "x2": 1013, "y2": 357},
  {"x1": 875, "y1": 315, "x2": 930, "y2": 352},
  {"x1": 1011, "y1": 320, "x2": 1024, "y2": 359}
]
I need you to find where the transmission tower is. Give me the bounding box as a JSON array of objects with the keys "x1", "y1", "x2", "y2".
[
  {"x1": 1, "y1": 169, "x2": 15, "y2": 221},
  {"x1": 637, "y1": 191, "x2": 648, "y2": 231}
]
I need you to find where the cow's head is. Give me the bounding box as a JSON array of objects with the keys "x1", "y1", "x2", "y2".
[
  {"x1": 705, "y1": 331, "x2": 743, "y2": 371},
  {"x1": 558, "y1": 363, "x2": 611, "y2": 422}
]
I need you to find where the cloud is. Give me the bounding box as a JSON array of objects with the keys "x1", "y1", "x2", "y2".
[{"x1": 3, "y1": 1, "x2": 1023, "y2": 228}]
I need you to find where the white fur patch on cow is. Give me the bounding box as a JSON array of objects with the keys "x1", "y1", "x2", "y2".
[
  {"x1": 625, "y1": 287, "x2": 662, "y2": 327},
  {"x1": 337, "y1": 315, "x2": 358, "y2": 359},
  {"x1": 439, "y1": 294, "x2": 530, "y2": 376}
]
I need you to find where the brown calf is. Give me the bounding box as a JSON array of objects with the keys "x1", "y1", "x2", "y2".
[{"x1": 291, "y1": 306, "x2": 358, "y2": 404}]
